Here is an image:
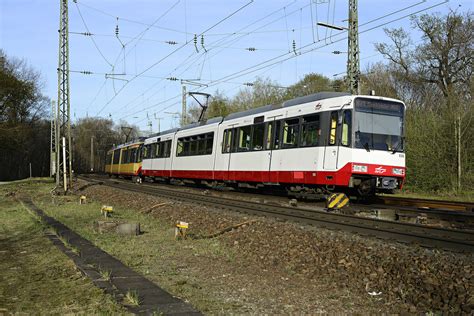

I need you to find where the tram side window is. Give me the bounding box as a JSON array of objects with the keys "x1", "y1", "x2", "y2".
[
  {"x1": 197, "y1": 135, "x2": 206, "y2": 155},
  {"x1": 273, "y1": 120, "x2": 281, "y2": 149},
  {"x1": 205, "y1": 134, "x2": 213, "y2": 154},
  {"x1": 177, "y1": 132, "x2": 214, "y2": 156},
  {"x1": 113, "y1": 150, "x2": 120, "y2": 164},
  {"x1": 282, "y1": 118, "x2": 299, "y2": 148},
  {"x1": 341, "y1": 110, "x2": 351, "y2": 146},
  {"x1": 265, "y1": 122, "x2": 273, "y2": 150},
  {"x1": 138, "y1": 146, "x2": 144, "y2": 162},
  {"x1": 133, "y1": 148, "x2": 140, "y2": 163},
  {"x1": 127, "y1": 149, "x2": 133, "y2": 163},
  {"x1": 120, "y1": 149, "x2": 127, "y2": 164},
  {"x1": 300, "y1": 114, "x2": 320, "y2": 147},
  {"x1": 251, "y1": 123, "x2": 265, "y2": 151},
  {"x1": 129, "y1": 148, "x2": 135, "y2": 163},
  {"x1": 163, "y1": 140, "x2": 172, "y2": 158},
  {"x1": 157, "y1": 142, "x2": 163, "y2": 158},
  {"x1": 237, "y1": 126, "x2": 251, "y2": 151},
  {"x1": 176, "y1": 140, "x2": 184, "y2": 156},
  {"x1": 222, "y1": 129, "x2": 232, "y2": 153},
  {"x1": 329, "y1": 111, "x2": 338, "y2": 145}
]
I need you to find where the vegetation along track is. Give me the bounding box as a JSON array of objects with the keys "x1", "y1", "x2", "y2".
[{"x1": 79, "y1": 175, "x2": 474, "y2": 253}]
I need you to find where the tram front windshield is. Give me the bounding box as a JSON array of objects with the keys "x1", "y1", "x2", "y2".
[{"x1": 354, "y1": 98, "x2": 404, "y2": 152}]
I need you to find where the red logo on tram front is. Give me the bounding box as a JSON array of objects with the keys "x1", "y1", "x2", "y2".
[{"x1": 374, "y1": 166, "x2": 386, "y2": 174}]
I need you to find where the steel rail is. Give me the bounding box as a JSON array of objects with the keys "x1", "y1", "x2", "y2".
[
  {"x1": 79, "y1": 175, "x2": 474, "y2": 252},
  {"x1": 374, "y1": 196, "x2": 474, "y2": 212}
]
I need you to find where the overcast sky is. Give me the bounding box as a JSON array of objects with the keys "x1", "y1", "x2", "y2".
[{"x1": 1, "y1": 0, "x2": 471, "y2": 133}]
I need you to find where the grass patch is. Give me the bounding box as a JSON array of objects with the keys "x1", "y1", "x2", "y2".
[
  {"x1": 24, "y1": 180, "x2": 239, "y2": 313},
  {"x1": 0, "y1": 181, "x2": 127, "y2": 314}
]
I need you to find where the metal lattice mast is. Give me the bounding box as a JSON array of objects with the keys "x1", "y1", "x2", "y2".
[
  {"x1": 50, "y1": 100, "x2": 57, "y2": 178},
  {"x1": 347, "y1": 0, "x2": 360, "y2": 95},
  {"x1": 181, "y1": 85, "x2": 187, "y2": 126},
  {"x1": 57, "y1": 0, "x2": 72, "y2": 192}
]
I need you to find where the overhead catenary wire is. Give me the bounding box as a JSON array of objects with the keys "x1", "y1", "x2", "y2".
[
  {"x1": 109, "y1": 0, "x2": 301, "y2": 118},
  {"x1": 123, "y1": 1, "x2": 445, "y2": 123},
  {"x1": 95, "y1": 0, "x2": 255, "y2": 116},
  {"x1": 75, "y1": 0, "x2": 443, "y2": 127},
  {"x1": 119, "y1": 1, "x2": 443, "y2": 123},
  {"x1": 196, "y1": 0, "x2": 448, "y2": 90},
  {"x1": 74, "y1": 2, "x2": 113, "y2": 67}
]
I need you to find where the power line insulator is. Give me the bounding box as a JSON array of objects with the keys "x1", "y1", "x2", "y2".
[
  {"x1": 201, "y1": 35, "x2": 207, "y2": 52},
  {"x1": 165, "y1": 41, "x2": 178, "y2": 45},
  {"x1": 81, "y1": 71, "x2": 93, "y2": 75},
  {"x1": 193, "y1": 34, "x2": 199, "y2": 53},
  {"x1": 115, "y1": 25, "x2": 119, "y2": 37},
  {"x1": 292, "y1": 40, "x2": 297, "y2": 55},
  {"x1": 245, "y1": 47, "x2": 257, "y2": 51},
  {"x1": 243, "y1": 82, "x2": 254, "y2": 86},
  {"x1": 167, "y1": 77, "x2": 179, "y2": 81},
  {"x1": 333, "y1": 50, "x2": 342, "y2": 54}
]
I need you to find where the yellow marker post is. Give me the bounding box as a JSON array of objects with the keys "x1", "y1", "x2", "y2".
[
  {"x1": 79, "y1": 195, "x2": 87, "y2": 204},
  {"x1": 175, "y1": 221, "x2": 189, "y2": 240},
  {"x1": 101, "y1": 205, "x2": 113, "y2": 218},
  {"x1": 326, "y1": 193, "x2": 350, "y2": 210}
]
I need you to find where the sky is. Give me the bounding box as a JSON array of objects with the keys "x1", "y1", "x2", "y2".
[{"x1": 1, "y1": 0, "x2": 472, "y2": 133}]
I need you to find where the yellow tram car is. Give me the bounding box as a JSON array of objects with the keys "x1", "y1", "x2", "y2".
[{"x1": 105, "y1": 139, "x2": 144, "y2": 181}]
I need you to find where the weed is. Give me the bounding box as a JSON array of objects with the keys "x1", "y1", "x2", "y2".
[
  {"x1": 125, "y1": 289, "x2": 140, "y2": 306},
  {"x1": 98, "y1": 267, "x2": 112, "y2": 281}
]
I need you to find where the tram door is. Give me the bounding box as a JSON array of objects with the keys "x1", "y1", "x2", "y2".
[
  {"x1": 323, "y1": 111, "x2": 339, "y2": 170},
  {"x1": 267, "y1": 118, "x2": 282, "y2": 183},
  {"x1": 222, "y1": 127, "x2": 236, "y2": 181}
]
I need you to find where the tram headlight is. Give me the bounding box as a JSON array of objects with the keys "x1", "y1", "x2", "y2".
[
  {"x1": 392, "y1": 168, "x2": 404, "y2": 175},
  {"x1": 352, "y1": 164, "x2": 368, "y2": 172}
]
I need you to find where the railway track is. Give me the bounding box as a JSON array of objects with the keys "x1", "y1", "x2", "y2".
[
  {"x1": 373, "y1": 196, "x2": 474, "y2": 212},
  {"x1": 78, "y1": 175, "x2": 474, "y2": 253}
]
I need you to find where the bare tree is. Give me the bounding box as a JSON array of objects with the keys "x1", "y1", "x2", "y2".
[{"x1": 376, "y1": 10, "x2": 473, "y2": 191}]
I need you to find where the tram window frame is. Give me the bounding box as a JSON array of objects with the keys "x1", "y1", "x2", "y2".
[
  {"x1": 127, "y1": 148, "x2": 133, "y2": 163},
  {"x1": 237, "y1": 125, "x2": 252, "y2": 152},
  {"x1": 177, "y1": 132, "x2": 214, "y2": 157},
  {"x1": 163, "y1": 140, "x2": 171, "y2": 158},
  {"x1": 282, "y1": 118, "x2": 300, "y2": 149},
  {"x1": 120, "y1": 149, "x2": 127, "y2": 164},
  {"x1": 113, "y1": 150, "x2": 120, "y2": 164},
  {"x1": 205, "y1": 134, "x2": 213, "y2": 154},
  {"x1": 341, "y1": 110, "x2": 352, "y2": 147},
  {"x1": 176, "y1": 140, "x2": 184, "y2": 157},
  {"x1": 197, "y1": 134, "x2": 206, "y2": 155},
  {"x1": 127, "y1": 148, "x2": 131, "y2": 163},
  {"x1": 300, "y1": 114, "x2": 320, "y2": 147},
  {"x1": 222, "y1": 129, "x2": 232, "y2": 153},
  {"x1": 251, "y1": 123, "x2": 265, "y2": 151},
  {"x1": 329, "y1": 111, "x2": 338, "y2": 146},
  {"x1": 273, "y1": 120, "x2": 282, "y2": 149}
]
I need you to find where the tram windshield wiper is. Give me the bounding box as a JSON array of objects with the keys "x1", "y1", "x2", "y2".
[
  {"x1": 363, "y1": 142, "x2": 370, "y2": 152},
  {"x1": 391, "y1": 137, "x2": 404, "y2": 154}
]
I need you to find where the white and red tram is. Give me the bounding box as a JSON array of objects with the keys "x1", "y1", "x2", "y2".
[{"x1": 140, "y1": 92, "x2": 406, "y2": 196}]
